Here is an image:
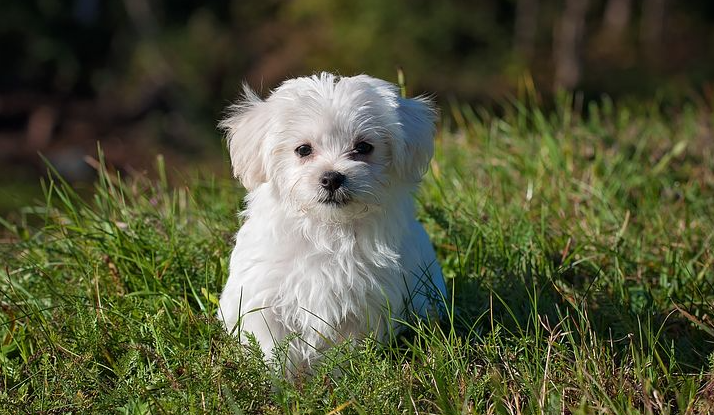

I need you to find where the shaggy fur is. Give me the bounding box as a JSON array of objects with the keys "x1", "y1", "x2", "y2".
[{"x1": 217, "y1": 73, "x2": 446, "y2": 370}]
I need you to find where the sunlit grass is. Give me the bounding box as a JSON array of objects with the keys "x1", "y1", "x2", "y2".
[{"x1": 1, "y1": 96, "x2": 713, "y2": 414}]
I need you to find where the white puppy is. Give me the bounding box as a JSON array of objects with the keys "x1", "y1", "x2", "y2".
[{"x1": 218, "y1": 72, "x2": 445, "y2": 370}]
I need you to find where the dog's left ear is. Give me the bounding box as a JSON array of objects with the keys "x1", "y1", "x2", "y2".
[
  {"x1": 220, "y1": 85, "x2": 272, "y2": 190},
  {"x1": 392, "y1": 96, "x2": 437, "y2": 183}
]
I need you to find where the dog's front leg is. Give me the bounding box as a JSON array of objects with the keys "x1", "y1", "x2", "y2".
[{"x1": 238, "y1": 307, "x2": 286, "y2": 362}]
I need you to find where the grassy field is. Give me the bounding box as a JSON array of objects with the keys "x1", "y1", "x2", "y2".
[{"x1": 1, "y1": 94, "x2": 713, "y2": 414}]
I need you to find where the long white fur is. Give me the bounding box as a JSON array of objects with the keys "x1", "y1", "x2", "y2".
[{"x1": 217, "y1": 73, "x2": 446, "y2": 370}]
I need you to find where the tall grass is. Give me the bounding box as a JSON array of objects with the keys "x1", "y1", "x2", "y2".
[{"x1": 1, "y1": 95, "x2": 713, "y2": 414}]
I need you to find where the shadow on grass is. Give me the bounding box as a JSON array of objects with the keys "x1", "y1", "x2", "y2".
[{"x1": 448, "y1": 256, "x2": 714, "y2": 373}]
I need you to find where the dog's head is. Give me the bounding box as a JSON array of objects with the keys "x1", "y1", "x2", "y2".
[{"x1": 220, "y1": 73, "x2": 436, "y2": 220}]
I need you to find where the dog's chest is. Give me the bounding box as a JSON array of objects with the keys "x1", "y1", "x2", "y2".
[
  {"x1": 266, "y1": 232, "x2": 403, "y2": 332},
  {"x1": 231, "y1": 211, "x2": 409, "y2": 339}
]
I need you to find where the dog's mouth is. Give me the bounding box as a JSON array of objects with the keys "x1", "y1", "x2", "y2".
[{"x1": 318, "y1": 192, "x2": 351, "y2": 207}]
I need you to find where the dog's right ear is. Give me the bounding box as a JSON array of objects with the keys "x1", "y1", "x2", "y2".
[{"x1": 219, "y1": 85, "x2": 271, "y2": 190}]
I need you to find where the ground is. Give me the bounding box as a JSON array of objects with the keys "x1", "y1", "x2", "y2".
[{"x1": 1, "y1": 94, "x2": 713, "y2": 414}]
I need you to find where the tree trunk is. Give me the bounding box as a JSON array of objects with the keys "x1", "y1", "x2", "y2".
[
  {"x1": 514, "y1": 0, "x2": 539, "y2": 61},
  {"x1": 602, "y1": 0, "x2": 632, "y2": 41},
  {"x1": 641, "y1": 0, "x2": 667, "y2": 64},
  {"x1": 553, "y1": 0, "x2": 590, "y2": 91}
]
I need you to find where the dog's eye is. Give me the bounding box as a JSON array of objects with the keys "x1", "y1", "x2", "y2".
[
  {"x1": 353, "y1": 142, "x2": 373, "y2": 155},
  {"x1": 295, "y1": 144, "x2": 313, "y2": 157}
]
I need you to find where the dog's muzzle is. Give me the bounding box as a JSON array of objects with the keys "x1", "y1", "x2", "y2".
[
  {"x1": 319, "y1": 171, "x2": 345, "y2": 192},
  {"x1": 318, "y1": 171, "x2": 350, "y2": 206}
]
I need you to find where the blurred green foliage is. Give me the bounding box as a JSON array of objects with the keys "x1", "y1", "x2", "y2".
[
  {"x1": 5, "y1": 0, "x2": 714, "y2": 99},
  {"x1": 1, "y1": 0, "x2": 713, "y2": 185}
]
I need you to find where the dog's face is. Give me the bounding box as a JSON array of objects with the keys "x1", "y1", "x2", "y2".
[{"x1": 221, "y1": 73, "x2": 436, "y2": 221}]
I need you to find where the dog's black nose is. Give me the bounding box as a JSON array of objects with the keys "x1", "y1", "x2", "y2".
[{"x1": 320, "y1": 171, "x2": 345, "y2": 192}]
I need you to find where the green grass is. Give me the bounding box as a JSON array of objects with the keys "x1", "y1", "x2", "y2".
[{"x1": 2, "y1": 95, "x2": 714, "y2": 414}]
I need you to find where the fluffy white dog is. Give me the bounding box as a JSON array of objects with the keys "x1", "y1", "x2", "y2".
[{"x1": 217, "y1": 72, "x2": 446, "y2": 370}]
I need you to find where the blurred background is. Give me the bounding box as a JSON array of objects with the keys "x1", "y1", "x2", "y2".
[{"x1": 1, "y1": 0, "x2": 714, "y2": 213}]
